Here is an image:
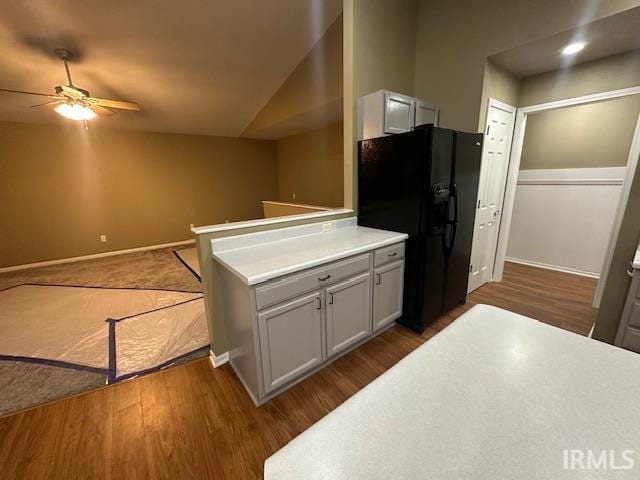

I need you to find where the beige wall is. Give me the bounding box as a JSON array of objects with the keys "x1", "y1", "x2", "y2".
[
  {"x1": 413, "y1": 0, "x2": 638, "y2": 132},
  {"x1": 352, "y1": 0, "x2": 418, "y2": 98},
  {"x1": 276, "y1": 122, "x2": 344, "y2": 207},
  {"x1": 0, "y1": 121, "x2": 278, "y2": 268},
  {"x1": 243, "y1": 15, "x2": 344, "y2": 139},
  {"x1": 521, "y1": 96, "x2": 640, "y2": 170},
  {"x1": 478, "y1": 60, "x2": 520, "y2": 131}
]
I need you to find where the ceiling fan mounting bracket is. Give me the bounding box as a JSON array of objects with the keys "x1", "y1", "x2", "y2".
[{"x1": 54, "y1": 48, "x2": 74, "y2": 62}]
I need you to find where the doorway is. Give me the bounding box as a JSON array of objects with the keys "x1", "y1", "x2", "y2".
[
  {"x1": 471, "y1": 89, "x2": 640, "y2": 301},
  {"x1": 494, "y1": 88, "x2": 640, "y2": 312}
]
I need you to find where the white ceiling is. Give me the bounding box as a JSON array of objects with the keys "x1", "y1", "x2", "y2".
[
  {"x1": 0, "y1": 0, "x2": 343, "y2": 136},
  {"x1": 490, "y1": 7, "x2": 640, "y2": 78}
]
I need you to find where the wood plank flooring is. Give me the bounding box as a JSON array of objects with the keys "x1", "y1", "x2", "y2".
[{"x1": 0, "y1": 262, "x2": 597, "y2": 480}]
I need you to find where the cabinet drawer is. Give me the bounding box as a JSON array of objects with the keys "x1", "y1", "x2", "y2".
[
  {"x1": 255, "y1": 254, "x2": 370, "y2": 310},
  {"x1": 622, "y1": 327, "x2": 640, "y2": 354},
  {"x1": 374, "y1": 243, "x2": 405, "y2": 267}
]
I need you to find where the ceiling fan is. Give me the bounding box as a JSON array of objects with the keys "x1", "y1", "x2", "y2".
[{"x1": 0, "y1": 48, "x2": 140, "y2": 122}]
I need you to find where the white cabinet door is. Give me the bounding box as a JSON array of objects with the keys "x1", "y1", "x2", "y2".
[
  {"x1": 384, "y1": 92, "x2": 415, "y2": 134},
  {"x1": 414, "y1": 101, "x2": 439, "y2": 127},
  {"x1": 258, "y1": 291, "x2": 324, "y2": 394},
  {"x1": 373, "y1": 261, "x2": 404, "y2": 331},
  {"x1": 325, "y1": 273, "x2": 372, "y2": 358}
]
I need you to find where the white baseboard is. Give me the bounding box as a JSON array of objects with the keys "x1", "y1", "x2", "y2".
[
  {"x1": 0, "y1": 239, "x2": 196, "y2": 273},
  {"x1": 505, "y1": 257, "x2": 599, "y2": 279},
  {"x1": 208, "y1": 349, "x2": 229, "y2": 368}
]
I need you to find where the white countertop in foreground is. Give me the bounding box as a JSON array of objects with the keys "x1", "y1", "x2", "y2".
[
  {"x1": 211, "y1": 217, "x2": 407, "y2": 285},
  {"x1": 265, "y1": 304, "x2": 640, "y2": 479}
]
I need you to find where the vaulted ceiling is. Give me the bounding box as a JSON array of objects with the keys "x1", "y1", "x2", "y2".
[{"x1": 0, "y1": 0, "x2": 343, "y2": 137}]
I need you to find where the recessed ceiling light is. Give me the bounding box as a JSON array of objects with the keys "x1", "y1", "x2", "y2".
[{"x1": 561, "y1": 42, "x2": 586, "y2": 55}]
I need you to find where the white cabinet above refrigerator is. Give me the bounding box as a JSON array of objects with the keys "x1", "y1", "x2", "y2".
[{"x1": 357, "y1": 89, "x2": 439, "y2": 141}]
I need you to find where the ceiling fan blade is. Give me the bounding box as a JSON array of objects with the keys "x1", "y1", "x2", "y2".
[
  {"x1": 59, "y1": 84, "x2": 86, "y2": 99},
  {"x1": 30, "y1": 100, "x2": 63, "y2": 108},
  {"x1": 0, "y1": 88, "x2": 59, "y2": 98},
  {"x1": 89, "y1": 105, "x2": 114, "y2": 117},
  {"x1": 89, "y1": 97, "x2": 140, "y2": 111}
]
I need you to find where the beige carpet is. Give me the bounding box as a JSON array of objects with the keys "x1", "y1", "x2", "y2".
[{"x1": 0, "y1": 247, "x2": 202, "y2": 293}]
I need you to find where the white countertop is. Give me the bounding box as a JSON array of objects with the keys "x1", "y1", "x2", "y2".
[
  {"x1": 634, "y1": 241, "x2": 640, "y2": 269},
  {"x1": 265, "y1": 304, "x2": 640, "y2": 479},
  {"x1": 211, "y1": 217, "x2": 407, "y2": 285}
]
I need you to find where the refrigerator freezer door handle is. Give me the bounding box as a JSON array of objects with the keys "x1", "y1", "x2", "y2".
[{"x1": 443, "y1": 184, "x2": 458, "y2": 256}]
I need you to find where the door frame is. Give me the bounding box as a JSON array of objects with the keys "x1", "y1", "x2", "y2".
[
  {"x1": 468, "y1": 97, "x2": 516, "y2": 292},
  {"x1": 493, "y1": 86, "x2": 640, "y2": 309}
]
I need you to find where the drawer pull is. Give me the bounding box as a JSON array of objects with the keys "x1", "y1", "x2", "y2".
[
  {"x1": 376, "y1": 273, "x2": 381, "y2": 285},
  {"x1": 388, "y1": 252, "x2": 398, "y2": 257},
  {"x1": 318, "y1": 274, "x2": 332, "y2": 282},
  {"x1": 316, "y1": 297, "x2": 322, "y2": 310},
  {"x1": 328, "y1": 292, "x2": 334, "y2": 305}
]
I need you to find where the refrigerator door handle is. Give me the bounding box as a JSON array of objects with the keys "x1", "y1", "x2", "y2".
[{"x1": 443, "y1": 184, "x2": 458, "y2": 256}]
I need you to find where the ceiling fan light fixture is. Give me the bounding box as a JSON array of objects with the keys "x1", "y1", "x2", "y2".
[{"x1": 54, "y1": 102, "x2": 97, "y2": 121}]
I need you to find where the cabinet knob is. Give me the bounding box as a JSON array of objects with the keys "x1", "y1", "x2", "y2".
[
  {"x1": 388, "y1": 252, "x2": 398, "y2": 257},
  {"x1": 318, "y1": 274, "x2": 331, "y2": 282}
]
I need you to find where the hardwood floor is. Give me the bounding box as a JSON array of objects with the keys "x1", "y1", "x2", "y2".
[{"x1": 0, "y1": 262, "x2": 597, "y2": 479}]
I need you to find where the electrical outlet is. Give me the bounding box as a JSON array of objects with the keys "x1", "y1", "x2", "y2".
[
  {"x1": 225, "y1": 220, "x2": 230, "y2": 223},
  {"x1": 100, "y1": 234, "x2": 107, "y2": 243},
  {"x1": 322, "y1": 222, "x2": 332, "y2": 232},
  {"x1": 292, "y1": 193, "x2": 296, "y2": 200}
]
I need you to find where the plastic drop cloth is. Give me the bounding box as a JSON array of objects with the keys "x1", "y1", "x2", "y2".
[
  {"x1": 0, "y1": 284, "x2": 206, "y2": 377},
  {"x1": 113, "y1": 298, "x2": 208, "y2": 379}
]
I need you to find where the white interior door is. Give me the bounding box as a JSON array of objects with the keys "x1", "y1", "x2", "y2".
[{"x1": 468, "y1": 99, "x2": 516, "y2": 293}]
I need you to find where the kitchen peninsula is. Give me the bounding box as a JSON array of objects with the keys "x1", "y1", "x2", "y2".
[{"x1": 211, "y1": 217, "x2": 407, "y2": 405}]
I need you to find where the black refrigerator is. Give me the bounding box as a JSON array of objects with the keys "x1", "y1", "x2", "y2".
[{"x1": 358, "y1": 124, "x2": 482, "y2": 333}]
